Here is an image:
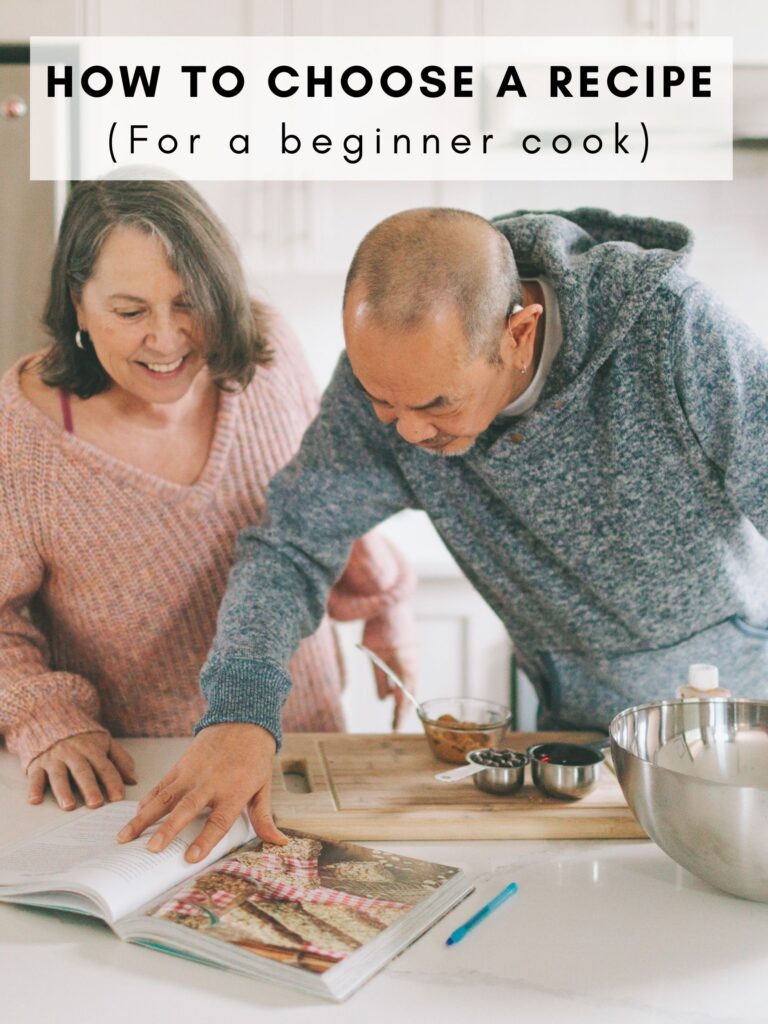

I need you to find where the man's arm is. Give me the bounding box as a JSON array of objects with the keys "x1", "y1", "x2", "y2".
[{"x1": 117, "y1": 354, "x2": 416, "y2": 858}]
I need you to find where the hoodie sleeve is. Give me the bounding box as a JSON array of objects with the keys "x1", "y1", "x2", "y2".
[
  {"x1": 266, "y1": 314, "x2": 417, "y2": 670},
  {"x1": 196, "y1": 353, "x2": 418, "y2": 748},
  {"x1": 670, "y1": 282, "x2": 768, "y2": 536}
]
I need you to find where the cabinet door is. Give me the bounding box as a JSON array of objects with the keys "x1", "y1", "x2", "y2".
[
  {"x1": 286, "y1": 181, "x2": 440, "y2": 274},
  {"x1": 0, "y1": 62, "x2": 57, "y2": 371},
  {"x1": 95, "y1": 0, "x2": 252, "y2": 34},
  {"x1": 289, "y1": 0, "x2": 440, "y2": 35},
  {"x1": 2, "y1": 0, "x2": 80, "y2": 37},
  {"x1": 338, "y1": 576, "x2": 513, "y2": 734},
  {"x1": 697, "y1": 0, "x2": 768, "y2": 63},
  {"x1": 482, "y1": 0, "x2": 648, "y2": 36}
]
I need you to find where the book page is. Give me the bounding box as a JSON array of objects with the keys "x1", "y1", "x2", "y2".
[
  {"x1": 0, "y1": 801, "x2": 254, "y2": 923},
  {"x1": 121, "y1": 830, "x2": 462, "y2": 986}
]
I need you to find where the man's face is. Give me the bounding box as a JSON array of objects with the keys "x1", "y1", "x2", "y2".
[{"x1": 344, "y1": 296, "x2": 517, "y2": 456}]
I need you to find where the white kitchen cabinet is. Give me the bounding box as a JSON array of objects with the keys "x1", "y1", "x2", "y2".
[
  {"x1": 234, "y1": 0, "x2": 452, "y2": 273},
  {"x1": 288, "y1": 0, "x2": 440, "y2": 35},
  {"x1": 1, "y1": 0, "x2": 81, "y2": 38},
  {"x1": 254, "y1": 181, "x2": 440, "y2": 274},
  {"x1": 92, "y1": 0, "x2": 255, "y2": 35},
  {"x1": 697, "y1": 0, "x2": 768, "y2": 63},
  {"x1": 479, "y1": 0, "x2": 756, "y2": 40},
  {"x1": 338, "y1": 565, "x2": 515, "y2": 735},
  {"x1": 481, "y1": 0, "x2": 654, "y2": 36},
  {"x1": 336, "y1": 508, "x2": 530, "y2": 735}
]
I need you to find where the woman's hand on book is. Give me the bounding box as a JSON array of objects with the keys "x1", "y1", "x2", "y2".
[
  {"x1": 26, "y1": 732, "x2": 137, "y2": 810},
  {"x1": 115, "y1": 723, "x2": 288, "y2": 862}
]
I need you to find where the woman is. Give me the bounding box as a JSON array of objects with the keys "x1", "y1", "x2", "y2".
[{"x1": 0, "y1": 178, "x2": 416, "y2": 813}]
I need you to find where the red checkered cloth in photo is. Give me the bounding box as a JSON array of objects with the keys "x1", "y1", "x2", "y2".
[
  {"x1": 157, "y1": 896, "x2": 209, "y2": 919},
  {"x1": 158, "y1": 887, "x2": 238, "y2": 916},
  {"x1": 205, "y1": 889, "x2": 240, "y2": 911},
  {"x1": 259, "y1": 850, "x2": 319, "y2": 879},
  {"x1": 217, "y1": 859, "x2": 412, "y2": 913}
]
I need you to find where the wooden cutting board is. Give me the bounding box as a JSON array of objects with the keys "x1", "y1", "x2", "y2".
[{"x1": 272, "y1": 732, "x2": 646, "y2": 840}]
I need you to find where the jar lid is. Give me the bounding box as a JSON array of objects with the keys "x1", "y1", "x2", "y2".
[{"x1": 687, "y1": 663, "x2": 720, "y2": 691}]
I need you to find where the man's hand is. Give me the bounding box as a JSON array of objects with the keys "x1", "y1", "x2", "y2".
[
  {"x1": 27, "y1": 731, "x2": 137, "y2": 810},
  {"x1": 115, "y1": 723, "x2": 287, "y2": 863}
]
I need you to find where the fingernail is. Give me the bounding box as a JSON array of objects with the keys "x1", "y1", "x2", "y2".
[
  {"x1": 117, "y1": 825, "x2": 133, "y2": 841},
  {"x1": 186, "y1": 845, "x2": 201, "y2": 863},
  {"x1": 61, "y1": 800, "x2": 74, "y2": 810},
  {"x1": 147, "y1": 833, "x2": 164, "y2": 853}
]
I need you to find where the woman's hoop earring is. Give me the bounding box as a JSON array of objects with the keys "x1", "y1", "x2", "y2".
[{"x1": 75, "y1": 330, "x2": 85, "y2": 350}]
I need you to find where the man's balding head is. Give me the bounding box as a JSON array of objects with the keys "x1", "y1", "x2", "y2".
[{"x1": 343, "y1": 208, "x2": 522, "y2": 362}]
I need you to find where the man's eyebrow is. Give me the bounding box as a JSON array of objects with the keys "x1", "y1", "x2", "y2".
[
  {"x1": 352, "y1": 375, "x2": 451, "y2": 411},
  {"x1": 409, "y1": 395, "x2": 449, "y2": 411}
]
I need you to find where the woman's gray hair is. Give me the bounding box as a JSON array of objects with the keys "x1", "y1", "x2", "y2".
[{"x1": 38, "y1": 179, "x2": 271, "y2": 397}]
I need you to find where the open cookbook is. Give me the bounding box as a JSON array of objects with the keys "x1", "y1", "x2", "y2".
[{"x1": 0, "y1": 802, "x2": 472, "y2": 1001}]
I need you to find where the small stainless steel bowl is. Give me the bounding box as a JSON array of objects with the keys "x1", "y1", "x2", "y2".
[
  {"x1": 467, "y1": 748, "x2": 529, "y2": 795},
  {"x1": 528, "y1": 742, "x2": 604, "y2": 800}
]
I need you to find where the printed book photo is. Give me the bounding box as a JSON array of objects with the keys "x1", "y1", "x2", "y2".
[{"x1": 0, "y1": 803, "x2": 472, "y2": 1001}]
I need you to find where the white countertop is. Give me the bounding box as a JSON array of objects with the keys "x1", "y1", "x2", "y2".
[{"x1": 1, "y1": 737, "x2": 767, "y2": 1024}]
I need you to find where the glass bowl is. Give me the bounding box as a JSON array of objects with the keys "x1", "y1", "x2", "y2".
[{"x1": 418, "y1": 697, "x2": 511, "y2": 764}]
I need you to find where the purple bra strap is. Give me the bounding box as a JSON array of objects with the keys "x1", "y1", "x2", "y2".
[{"x1": 59, "y1": 389, "x2": 74, "y2": 434}]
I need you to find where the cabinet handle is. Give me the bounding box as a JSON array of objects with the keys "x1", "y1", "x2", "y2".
[{"x1": 1, "y1": 95, "x2": 28, "y2": 119}]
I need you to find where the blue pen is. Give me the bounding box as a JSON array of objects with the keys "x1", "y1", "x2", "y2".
[{"x1": 446, "y1": 882, "x2": 518, "y2": 945}]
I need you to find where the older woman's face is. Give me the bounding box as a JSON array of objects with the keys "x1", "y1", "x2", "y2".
[{"x1": 72, "y1": 225, "x2": 205, "y2": 404}]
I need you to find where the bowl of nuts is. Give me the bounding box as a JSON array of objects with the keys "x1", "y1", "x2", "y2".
[
  {"x1": 418, "y1": 697, "x2": 511, "y2": 764},
  {"x1": 466, "y1": 748, "x2": 530, "y2": 794}
]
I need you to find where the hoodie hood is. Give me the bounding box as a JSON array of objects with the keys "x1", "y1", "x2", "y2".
[{"x1": 491, "y1": 208, "x2": 694, "y2": 393}]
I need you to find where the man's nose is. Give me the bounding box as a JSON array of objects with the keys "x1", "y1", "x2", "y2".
[{"x1": 395, "y1": 411, "x2": 438, "y2": 445}]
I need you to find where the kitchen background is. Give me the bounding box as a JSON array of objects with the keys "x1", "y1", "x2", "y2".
[{"x1": 2, "y1": 0, "x2": 767, "y2": 733}]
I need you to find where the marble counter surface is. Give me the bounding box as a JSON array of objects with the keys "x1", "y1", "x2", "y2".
[{"x1": 1, "y1": 738, "x2": 765, "y2": 1024}]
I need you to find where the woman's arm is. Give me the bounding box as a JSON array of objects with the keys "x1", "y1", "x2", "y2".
[
  {"x1": 0, "y1": 472, "x2": 135, "y2": 804},
  {"x1": 328, "y1": 533, "x2": 419, "y2": 726}
]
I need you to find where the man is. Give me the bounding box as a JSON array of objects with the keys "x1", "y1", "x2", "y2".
[{"x1": 118, "y1": 206, "x2": 768, "y2": 859}]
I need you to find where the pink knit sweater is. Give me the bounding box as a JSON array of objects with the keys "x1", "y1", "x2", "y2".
[{"x1": 0, "y1": 321, "x2": 416, "y2": 770}]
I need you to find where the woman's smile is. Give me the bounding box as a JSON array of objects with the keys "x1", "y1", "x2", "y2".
[{"x1": 134, "y1": 352, "x2": 194, "y2": 381}]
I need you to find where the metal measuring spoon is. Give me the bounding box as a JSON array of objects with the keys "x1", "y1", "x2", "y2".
[
  {"x1": 356, "y1": 644, "x2": 423, "y2": 715},
  {"x1": 435, "y1": 762, "x2": 493, "y2": 783}
]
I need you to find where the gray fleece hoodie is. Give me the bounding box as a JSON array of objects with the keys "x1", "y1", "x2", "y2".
[{"x1": 197, "y1": 208, "x2": 768, "y2": 744}]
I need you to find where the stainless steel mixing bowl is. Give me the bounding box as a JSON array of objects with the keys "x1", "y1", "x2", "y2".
[{"x1": 610, "y1": 699, "x2": 768, "y2": 902}]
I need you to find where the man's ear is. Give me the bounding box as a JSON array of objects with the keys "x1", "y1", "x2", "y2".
[{"x1": 503, "y1": 304, "x2": 542, "y2": 368}]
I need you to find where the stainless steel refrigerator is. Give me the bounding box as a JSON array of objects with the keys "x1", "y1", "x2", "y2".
[{"x1": 1, "y1": 46, "x2": 60, "y2": 374}]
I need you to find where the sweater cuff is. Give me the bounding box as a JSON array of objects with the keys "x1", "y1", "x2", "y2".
[
  {"x1": 196, "y1": 655, "x2": 293, "y2": 750},
  {"x1": 6, "y1": 698, "x2": 108, "y2": 772}
]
